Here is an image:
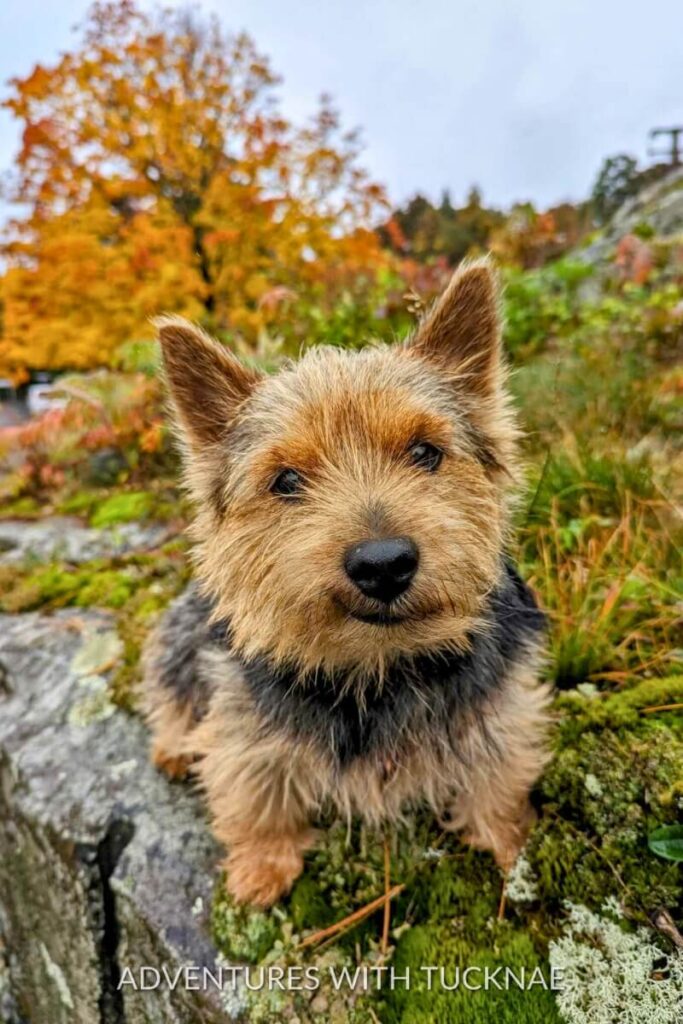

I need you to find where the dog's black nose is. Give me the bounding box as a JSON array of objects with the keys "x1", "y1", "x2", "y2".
[{"x1": 344, "y1": 537, "x2": 419, "y2": 604}]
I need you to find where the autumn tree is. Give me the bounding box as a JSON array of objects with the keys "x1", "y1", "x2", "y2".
[
  {"x1": 0, "y1": 0, "x2": 388, "y2": 379},
  {"x1": 590, "y1": 154, "x2": 640, "y2": 225},
  {"x1": 380, "y1": 188, "x2": 503, "y2": 266},
  {"x1": 488, "y1": 200, "x2": 590, "y2": 269}
]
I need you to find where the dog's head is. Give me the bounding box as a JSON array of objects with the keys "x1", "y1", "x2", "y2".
[{"x1": 159, "y1": 259, "x2": 519, "y2": 675}]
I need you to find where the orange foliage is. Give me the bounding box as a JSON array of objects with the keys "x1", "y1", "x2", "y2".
[
  {"x1": 490, "y1": 202, "x2": 587, "y2": 269},
  {"x1": 0, "y1": 371, "x2": 166, "y2": 494},
  {"x1": 614, "y1": 234, "x2": 654, "y2": 285},
  {"x1": 0, "y1": 1, "x2": 388, "y2": 379}
]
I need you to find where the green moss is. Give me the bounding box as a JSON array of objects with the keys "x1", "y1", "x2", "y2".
[
  {"x1": 54, "y1": 482, "x2": 186, "y2": 525},
  {"x1": 379, "y1": 930, "x2": 561, "y2": 1024},
  {"x1": 56, "y1": 489, "x2": 104, "y2": 518},
  {"x1": 0, "y1": 562, "x2": 138, "y2": 613},
  {"x1": 89, "y1": 490, "x2": 155, "y2": 527},
  {"x1": 0, "y1": 495, "x2": 43, "y2": 520},
  {"x1": 527, "y1": 686, "x2": 683, "y2": 917},
  {"x1": 212, "y1": 884, "x2": 282, "y2": 963},
  {"x1": 554, "y1": 676, "x2": 683, "y2": 740},
  {"x1": 210, "y1": 820, "x2": 560, "y2": 1023}
]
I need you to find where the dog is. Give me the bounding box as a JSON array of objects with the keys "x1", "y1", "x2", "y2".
[{"x1": 142, "y1": 258, "x2": 551, "y2": 909}]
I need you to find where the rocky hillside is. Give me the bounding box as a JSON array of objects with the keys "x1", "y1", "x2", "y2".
[{"x1": 578, "y1": 166, "x2": 683, "y2": 267}]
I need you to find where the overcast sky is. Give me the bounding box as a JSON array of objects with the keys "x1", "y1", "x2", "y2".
[{"x1": 1, "y1": 0, "x2": 681, "y2": 217}]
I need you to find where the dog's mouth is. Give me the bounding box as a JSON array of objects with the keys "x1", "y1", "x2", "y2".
[
  {"x1": 334, "y1": 597, "x2": 440, "y2": 627},
  {"x1": 349, "y1": 608, "x2": 411, "y2": 626}
]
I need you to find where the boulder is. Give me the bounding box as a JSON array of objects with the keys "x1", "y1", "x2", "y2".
[
  {"x1": 576, "y1": 166, "x2": 683, "y2": 269},
  {"x1": 0, "y1": 611, "x2": 243, "y2": 1024},
  {"x1": 0, "y1": 519, "x2": 171, "y2": 566}
]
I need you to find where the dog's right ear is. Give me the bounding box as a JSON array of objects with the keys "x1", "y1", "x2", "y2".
[{"x1": 155, "y1": 316, "x2": 262, "y2": 449}]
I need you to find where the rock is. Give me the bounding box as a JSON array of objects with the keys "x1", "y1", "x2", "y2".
[
  {"x1": 0, "y1": 611, "x2": 243, "y2": 1024},
  {"x1": 576, "y1": 166, "x2": 683, "y2": 269},
  {"x1": 0, "y1": 519, "x2": 170, "y2": 566}
]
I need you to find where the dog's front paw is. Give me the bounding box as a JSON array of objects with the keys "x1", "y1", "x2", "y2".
[
  {"x1": 458, "y1": 801, "x2": 537, "y2": 873},
  {"x1": 489, "y1": 803, "x2": 537, "y2": 873},
  {"x1": 225, "y1": 834, "x2": 312, "y2": 908}
]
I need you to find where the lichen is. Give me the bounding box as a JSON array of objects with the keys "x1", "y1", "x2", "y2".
[
  {"x1": 506, "y1": 851, "x2": 539, "y2": 906},
  {"x1": 38, "y1": 942, "x2": 74, "y2": 1010},
  {"x1": 67, "y1": 674, "x2": 117, "y2": 726},
  {"x1": 549, "y1": 900, "x2": 683, "y2": 1024},
  {"x1": 70, "y1": 629, "x2": 123, "y2": 677}
]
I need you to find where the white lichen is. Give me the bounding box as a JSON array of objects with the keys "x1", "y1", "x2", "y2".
[
  {"x1": 109, "y1": 758, "x2": 139, "y2": 780},
  {"x1": 549, "y1": 900, "x2": 683, "y2": 1024},
  {"x1": 584, "y1": 772, "x2": 604, "y2": 798},
  {"x1": 506, "y1": 849, "x2": 538, "y2": 904},
  {"x1": 421, "y1": 847, "x2": 446, "y2": 861},
  {"x1": 70, "y1": 629, "x2": 122, "y2": 678},
  {"x1": 67, "y1": 674, "x2": 116, "y2": 726}
]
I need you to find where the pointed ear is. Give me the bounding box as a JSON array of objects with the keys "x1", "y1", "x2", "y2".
[
  {"x1": 155, "y1": 316, "x2": 261, "y2": 448},
  {"x1": 410, "y1": 258, "x2": 502, "y2": 395}
]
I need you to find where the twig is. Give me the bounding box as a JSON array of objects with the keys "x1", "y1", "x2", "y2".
[
  {"x1": 641, "y1": 703, "x2": 683, "y2": 715},
  {"x1": 298, "y1": 884, "x2": 405, "y2": 950},
  {"x1": 651, "y1": 908, "x2": 683, "y2": 950},
  {"x1": 497, "y1": 877, "x2": 507, "y2": 921},
  {"x1": 381, "y1": 833, "x2": 391, "y2": 955}
]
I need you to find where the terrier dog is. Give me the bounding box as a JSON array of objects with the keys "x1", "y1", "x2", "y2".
[{"x1": 142, "y1": 259, "x2": 550, "y2": 908}]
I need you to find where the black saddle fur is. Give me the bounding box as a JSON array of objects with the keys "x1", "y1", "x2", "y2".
[{"x1": 151, "y1": 560, "x2": 545, "y2": 768}]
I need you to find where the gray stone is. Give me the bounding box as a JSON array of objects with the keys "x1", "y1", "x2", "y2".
[
  {"x1": 576, "y1": 166, "x2": 683, "y2": 270},
  {"x1": 0, "y1": 612, "x2": 243, "y2": 1024},
  {"x1": 0, "y1": 519, "x2": 171, "y2": 566}
]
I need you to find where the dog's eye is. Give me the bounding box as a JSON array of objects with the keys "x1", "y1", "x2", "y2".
[
  {"x1": 409, "y1": 442, "x2": 443, "y2": 472},
  {"x1": 271, "y1": 468, "x2": 304, "y2": 497}
]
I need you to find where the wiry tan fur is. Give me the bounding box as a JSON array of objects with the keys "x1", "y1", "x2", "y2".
[
  {"x1": 144, "y1": 258, "x2": 552, "y2": 907},
  {"x1": 140, "y1": 647, "x2": 197, "y2": 780}
]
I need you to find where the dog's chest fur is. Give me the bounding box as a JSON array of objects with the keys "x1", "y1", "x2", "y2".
[
  {"x1": 234, "y1": 561, "x2": 544, "y2": 767},
  {"x1": 156, "y1": 560, "x2": 546, "y2": 772}
]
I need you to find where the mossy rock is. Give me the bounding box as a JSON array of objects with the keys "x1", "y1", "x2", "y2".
[
  {"x1": 0, "y1": 562, "x2": 136, "y2": 613},
  {"x1": 526, "y1": 679, "x2": 683, "y2": 918},
  {"x1": 0, "y1": 543, "x2": 191, "y2": 711}
]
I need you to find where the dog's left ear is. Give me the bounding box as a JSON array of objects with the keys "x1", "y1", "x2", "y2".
[
  {"x1": 409, "y1": 258, "x2": 502, "y2": 396},
  {"x1": 408, "y1": 258, "x2": 518, "y2": 474}
]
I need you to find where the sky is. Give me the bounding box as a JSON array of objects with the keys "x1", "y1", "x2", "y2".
[{"x1": 0, "y1": 0, "x2": 681, "y2": 217}]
